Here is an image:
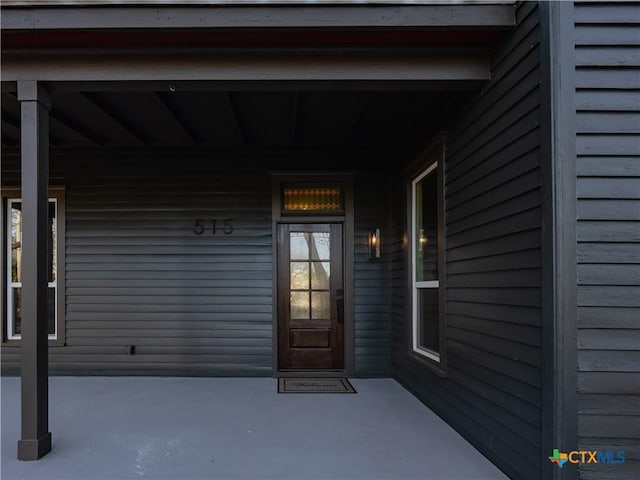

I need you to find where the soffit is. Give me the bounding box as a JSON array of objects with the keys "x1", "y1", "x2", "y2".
[{"x1": 1, "y1": 88, "x2": 475, "y2": 151}]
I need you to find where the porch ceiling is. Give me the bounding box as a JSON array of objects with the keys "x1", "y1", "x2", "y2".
[
  {"x1": 1, "y1": 88, "x2": 475, "y2": 152},
  {"x1": 1, "y1": 2, "x2": 512, "y2": 154}
]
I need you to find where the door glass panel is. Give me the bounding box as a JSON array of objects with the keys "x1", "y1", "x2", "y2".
[
  {"x1": 311, "y1": 262, "x2": 330, "y2": 290},
  {"x1": 311, "y1": 291, "x2": 330, "y2": 319},
  {"x1": 290, "y1": 262, "x2": 310, "y2": 290},
  {"x1": 310, "y1": 232, "x2": 330, "y2": 260},
  {"x1": 290, "y1": 232, "x2": 309, "y2": 260},
  {"x1": 289, "y1": 230, "x2": 333, "y2": 321},
  {"x1": 290, "y1": 292, "x2": 310, "y2": 319}
]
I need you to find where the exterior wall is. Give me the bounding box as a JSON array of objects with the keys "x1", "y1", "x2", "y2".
[
  {"x1": 392, "y1": 3, "x2": 544, "y2": 479},
  {"x1": 574, "y1": 2, "x2": 640, "y2": 478},
  {"x1": 354, "y1": 169, "x2": 392, "y2": 377},
  {"x1": 1, "y1": 150, "x2": 392, "y2": 377}
]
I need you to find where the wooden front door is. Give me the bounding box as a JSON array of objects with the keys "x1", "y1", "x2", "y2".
[{"x1": 277, "y1": 223, "x2": 344, "y2": 370}]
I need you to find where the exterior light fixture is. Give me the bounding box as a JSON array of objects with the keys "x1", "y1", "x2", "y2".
[{"x1": 369, "y1": 228, "x2": 381, "y2": 260}]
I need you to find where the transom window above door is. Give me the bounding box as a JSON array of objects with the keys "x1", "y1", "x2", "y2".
[{"x1": 282, "y1": 185, "x2": 344, "y2": 215}]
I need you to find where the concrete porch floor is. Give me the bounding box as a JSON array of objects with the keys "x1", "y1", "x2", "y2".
[{"x1": 1, "y1": 377, "x2": 508, "y2": 480}]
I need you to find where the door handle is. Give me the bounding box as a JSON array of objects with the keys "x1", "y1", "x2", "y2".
[{"x1": 336, "y1": 289, "x2": 344, "y2": 325}]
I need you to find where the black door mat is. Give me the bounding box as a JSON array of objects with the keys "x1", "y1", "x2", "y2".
[{"x1": 278, "y1": 377, "x2": 356, "y2": 394}]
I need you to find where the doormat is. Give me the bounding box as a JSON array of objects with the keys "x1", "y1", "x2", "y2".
[{"x1": 278, "y1": 378, "x2": 356, "y2": 394}]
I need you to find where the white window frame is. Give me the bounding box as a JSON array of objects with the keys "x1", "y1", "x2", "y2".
[
  {"x1": 3, "y1": 189, "x2": 65, "y2": 344},
  {"x1": 411, "y1": 161, "x2": 441, "y2": 362}
]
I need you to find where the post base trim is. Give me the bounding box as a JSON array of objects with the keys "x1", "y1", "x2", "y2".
[{"x1": 18, "y1": 432, "x2": 52, "y2": 461}]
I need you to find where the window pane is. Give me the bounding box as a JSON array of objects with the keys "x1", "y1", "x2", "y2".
[
  {"x1": 9, "y1": 200, "x2": 56, "y2": 283},
  {"x1": 49, "y1": 201, "x2": 57, "y2": 283},
  {"x1": 418, "y1": 288, "x2": 439, "y2": 354},
  {"x1": 290, "y1": 262, "x2": 310, "y2": 290},
  {"x1": 311, "y1": 262, "x2": 330, "y2": 290},
  {"x1": 290, "y1": 292, "x2": 309, "y2": 319},
  {"x1": 10, "y1": 287, "x2": 56, "y2": 336},
  {"x1": 416, "y1": 168, "x2": 439, "y2": 282},
  {"x1": 48, "y1": 287, "x2": 56, "y2": 335},
  {"x1": 311, "y1": 292, "x2": 330, "y2": 319},
  {"x1": 10, "y1": 201, "x2": 22, "y2": 283},
  {"x1": 12, "y1": 287, "x2": 22, "y2": 335},
  {"x1": 290, "y1": 232, "x2": 309, "y2": 260},
  {"x1": 310, "y1": 232, "x2": 330, "y2": 260}
]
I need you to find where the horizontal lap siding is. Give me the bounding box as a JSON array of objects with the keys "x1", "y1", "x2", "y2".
[
  {"x1": 2, "y1": 152, "x2": 391, "y2": 376},
  {"x1": 3, "y1": 154, "x2": 274, "y2": 375},
  {"x1": 575, "y1": 2, "x2": 640, "y2": 478},
  {"x1": 354, "y1": 171, "x2": 392, "y2": 377},
  {"x1": 393, "y1": 3, "x2": 543, "y2": 479}
]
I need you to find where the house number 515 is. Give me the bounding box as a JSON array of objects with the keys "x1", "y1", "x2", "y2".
[{"x1": 193, "y1": 219, "x2": 234, "y2": 235}]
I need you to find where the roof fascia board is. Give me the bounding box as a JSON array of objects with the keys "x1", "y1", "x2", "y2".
[
  {"x1": 0, "y1": 0, "x2": 516, "y2": 3},
  {"x1": 1, "y1": 4, "x2": 515, "y2": 30}
]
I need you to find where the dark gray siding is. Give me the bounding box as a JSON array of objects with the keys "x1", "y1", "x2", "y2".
[
  {"x1": 1, "y1": 151, "x2": 392, "y2": 377},
  {"x1": 392, "y1": 3, "x2": 543, "y2": 479},
  {"x1": 3, "y1": 153, "x2": 273, "y2": 375},
  {"x1": 354, "y1": 170, "x2": 392, "y2": 377},
  {"x1": 574, "y1": 2, "x2": 640, "y2": 478}
]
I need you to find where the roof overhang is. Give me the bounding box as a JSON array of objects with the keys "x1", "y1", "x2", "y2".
[
  {"x1": 1, "y1": 2, "x2": 517, "y2": 154},
  {"x1": 1, "y1": 2, "x2": 514, "y2": 83}
]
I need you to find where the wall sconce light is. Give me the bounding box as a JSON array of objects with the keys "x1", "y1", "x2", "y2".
[{"x1": 369, "y1": 228, "x2": 381, "y2": 260}]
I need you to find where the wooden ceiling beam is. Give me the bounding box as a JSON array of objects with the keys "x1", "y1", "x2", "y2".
[
  {"x1": 152, "y1": 92, "x2": 198, "y2": 144},
  {"x1": 49, "y1": 116, "x2": 100, "y2": 146},
  {"x1": 49, "y1": 110, "x2": 106, "y2": 146},
  {"x1": 224, "y1": 93, "x2": 246, "y2": 145},
  {"x1": 343, "y1": 92, "x2": 372, "y2": 145},
  {"x1": 291, "y1": 91, "x2": 299, "y2": 146},
  {"x1": 1, "y1": 119, "x2": 20, "y2": 144},
  {"x1": 81, "y1": 92, "x2": 147, "y2": 145},
  {"x1": 2, "y1": 93, "x2": 67, "y2": 146}
]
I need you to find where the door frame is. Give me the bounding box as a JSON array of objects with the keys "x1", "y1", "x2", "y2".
[{"x1": 271, "y1": 172, "x2": 354, "y2": 377}]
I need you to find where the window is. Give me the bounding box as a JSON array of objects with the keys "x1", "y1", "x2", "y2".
[
  {"x1": 282, "y1": 184, "x2": 344, "y2": 214},
  {"x1": 411, "y1": 145, "x2": 445, "y2": 363},
  {"x1": 3, "y1": 190, "x2": 65, "y2": 342}
]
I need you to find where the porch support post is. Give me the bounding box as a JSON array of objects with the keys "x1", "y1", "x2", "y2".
[{"x1": 16, "y1": 80, "x2": 52, "y2": 461}]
